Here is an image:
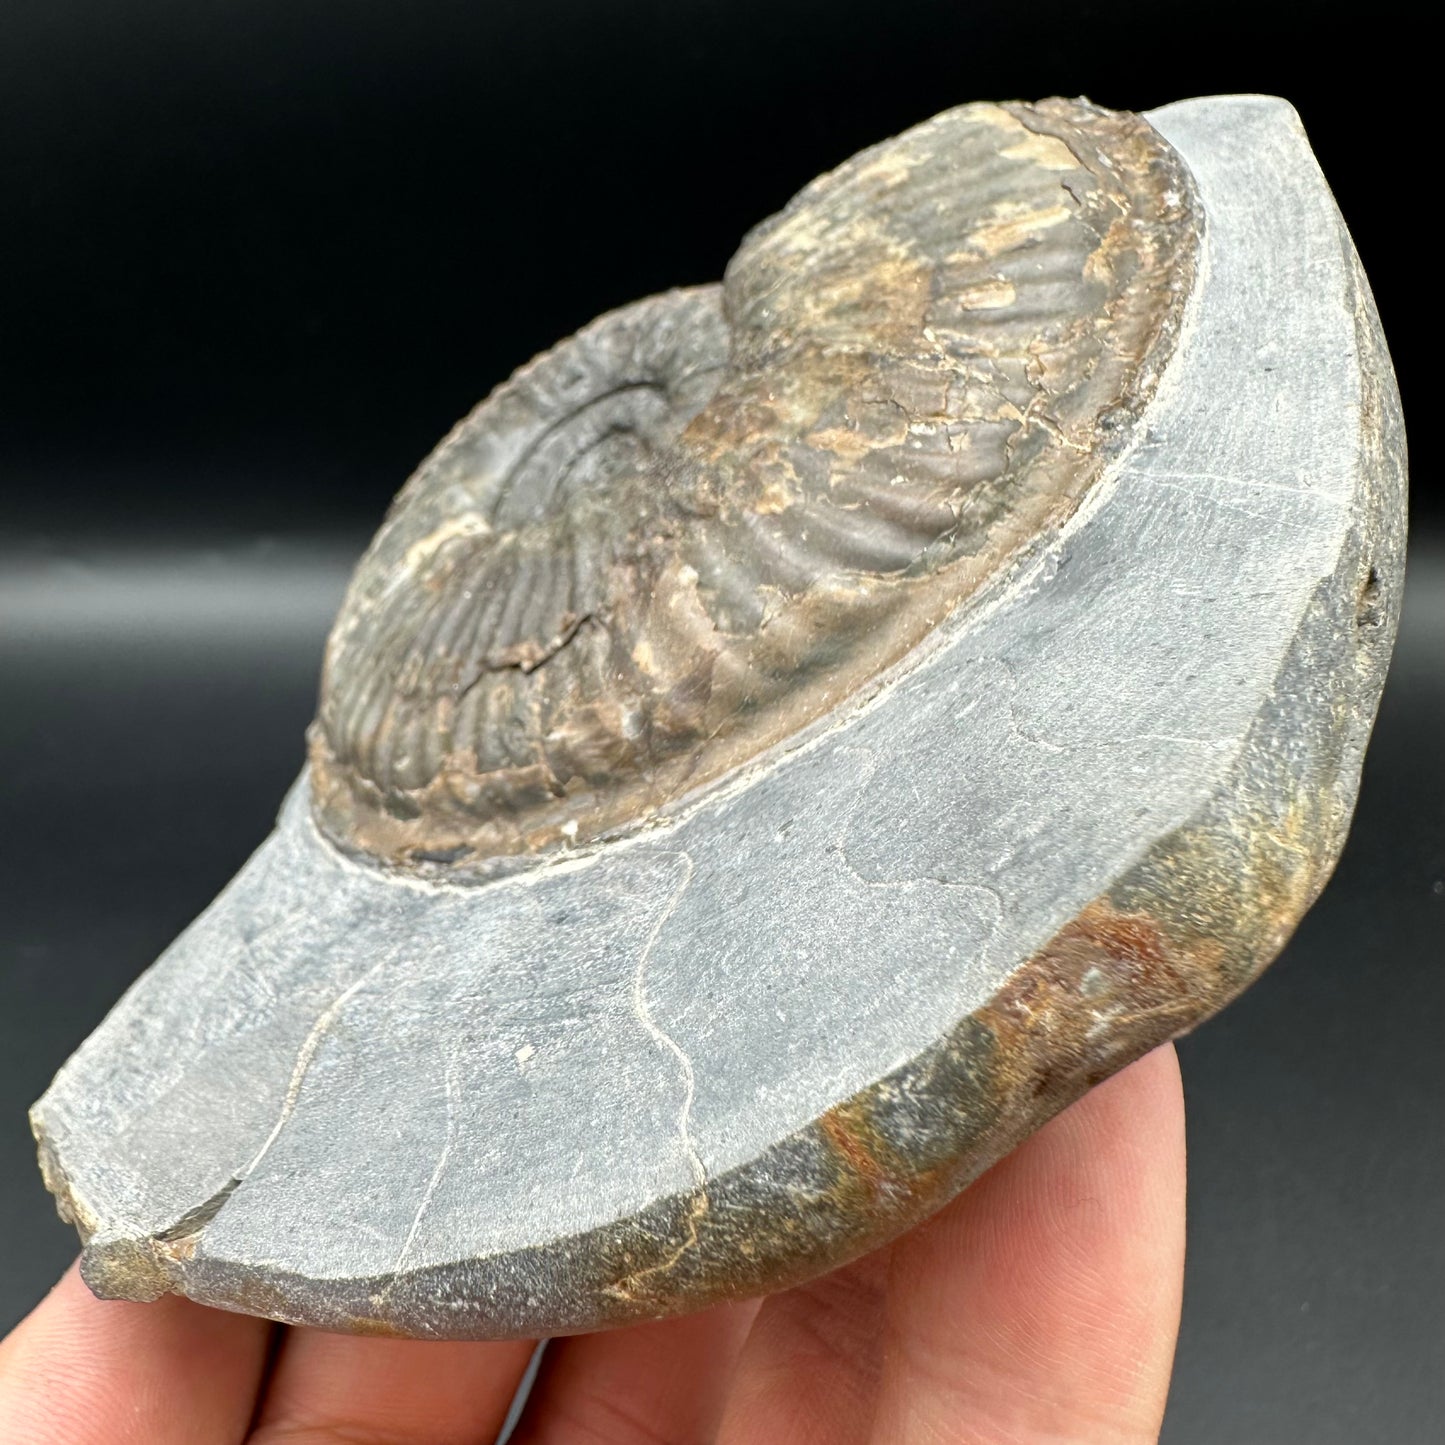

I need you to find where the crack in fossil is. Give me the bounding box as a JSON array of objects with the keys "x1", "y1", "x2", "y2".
[
  {"x1": 453, "y1": 611, "x2": 600, "y2": 697},
  {"x1": 154, "y1": 1176, "x2": 241, "y2": 1249},
  {"x1": 605, "y1": 852, "x2": 709, "y2": 1296},
  {"x1": 371, "y1": 1044, "x2": 459, "y2": 1321},
  {"x1": 243, "y1": 958, "x2": 391, "y2": 1183},
  {"x1": 828, "y1": 746, "x2": 1006, "y2": 929},
  {"x1": 130, "y1": 959, "x2": 393, "y2": 1275},
  {"x1": 630, "y1": 853, "x2": 704, "y2": 1191}
]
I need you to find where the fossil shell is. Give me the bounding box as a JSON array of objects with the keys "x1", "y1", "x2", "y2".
[{"x1": 310, "y1": 99, "x2": 1199, "y2": 871}]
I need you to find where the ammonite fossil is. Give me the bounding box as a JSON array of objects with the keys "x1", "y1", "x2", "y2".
[
  {"x1": 310, "y1": 98, "x2": 1195, "y2": 875},
  {"x1": 33, "y1": 95, "x2": 1405, "y2": 1340}
]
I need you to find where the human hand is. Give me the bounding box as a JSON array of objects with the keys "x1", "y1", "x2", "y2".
[{"x1": 0, "y1": 1043, "x2": 1184, "y2": 1444}]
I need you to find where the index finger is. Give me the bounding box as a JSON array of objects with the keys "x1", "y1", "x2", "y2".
[
  {"x1": 0, "y1": 1262, "x2": 271, "y2": 1445},
  {"x1": 873, "y1": 1042, "x2": 1187, "y2": 1443}
]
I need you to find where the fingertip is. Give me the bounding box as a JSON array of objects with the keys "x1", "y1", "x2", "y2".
[
  {"x1": 0, "y1": 1260, "x2": 271, "y2": 1445},
  {"x1": 875, "y1": 1045, "x2": 1187, "y2": 1443},
  {"x1": 249, "y1": 1328, "x2": 536, "y2": 1445}
]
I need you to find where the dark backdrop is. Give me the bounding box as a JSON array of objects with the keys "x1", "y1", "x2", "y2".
[
  {"x1": 2, "y1": 0, "x2": 1440, "y2": 542},
  {"x1": 2, "y1": 4, "x2": 1441, "y2": 1442}
]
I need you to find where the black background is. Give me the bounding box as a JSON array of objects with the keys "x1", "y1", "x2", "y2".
[{"x1": 1, "y1": 4, "x2": 1441, "y2": 1441}]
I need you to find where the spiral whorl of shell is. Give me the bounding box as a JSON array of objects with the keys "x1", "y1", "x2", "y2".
[{"x1": 310, "y1": 98, "x2": 1200, "y2": 872}]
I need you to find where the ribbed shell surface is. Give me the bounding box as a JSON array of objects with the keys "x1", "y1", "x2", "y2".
[{"x1": 311, "y1": 98, "x2": 1200, "y2": 871}]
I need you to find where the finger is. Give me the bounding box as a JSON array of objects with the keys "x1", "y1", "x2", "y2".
[
  {"x1": 0, "y1": 1262, "x2": 271, "y2": 1445},
  {"x1": 248, "y1": 1327, "x2": 535, "y2": 1445},
  {"x1": 718, "y1": 1249, "x2": 890, "y2": 1445},
  {"x1": 871, "y1": 1042, "x2": 1187, "y2": 1444},
  {"x1": 510, "y1": 1300, "x2": 759, "y2": 1445}
]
